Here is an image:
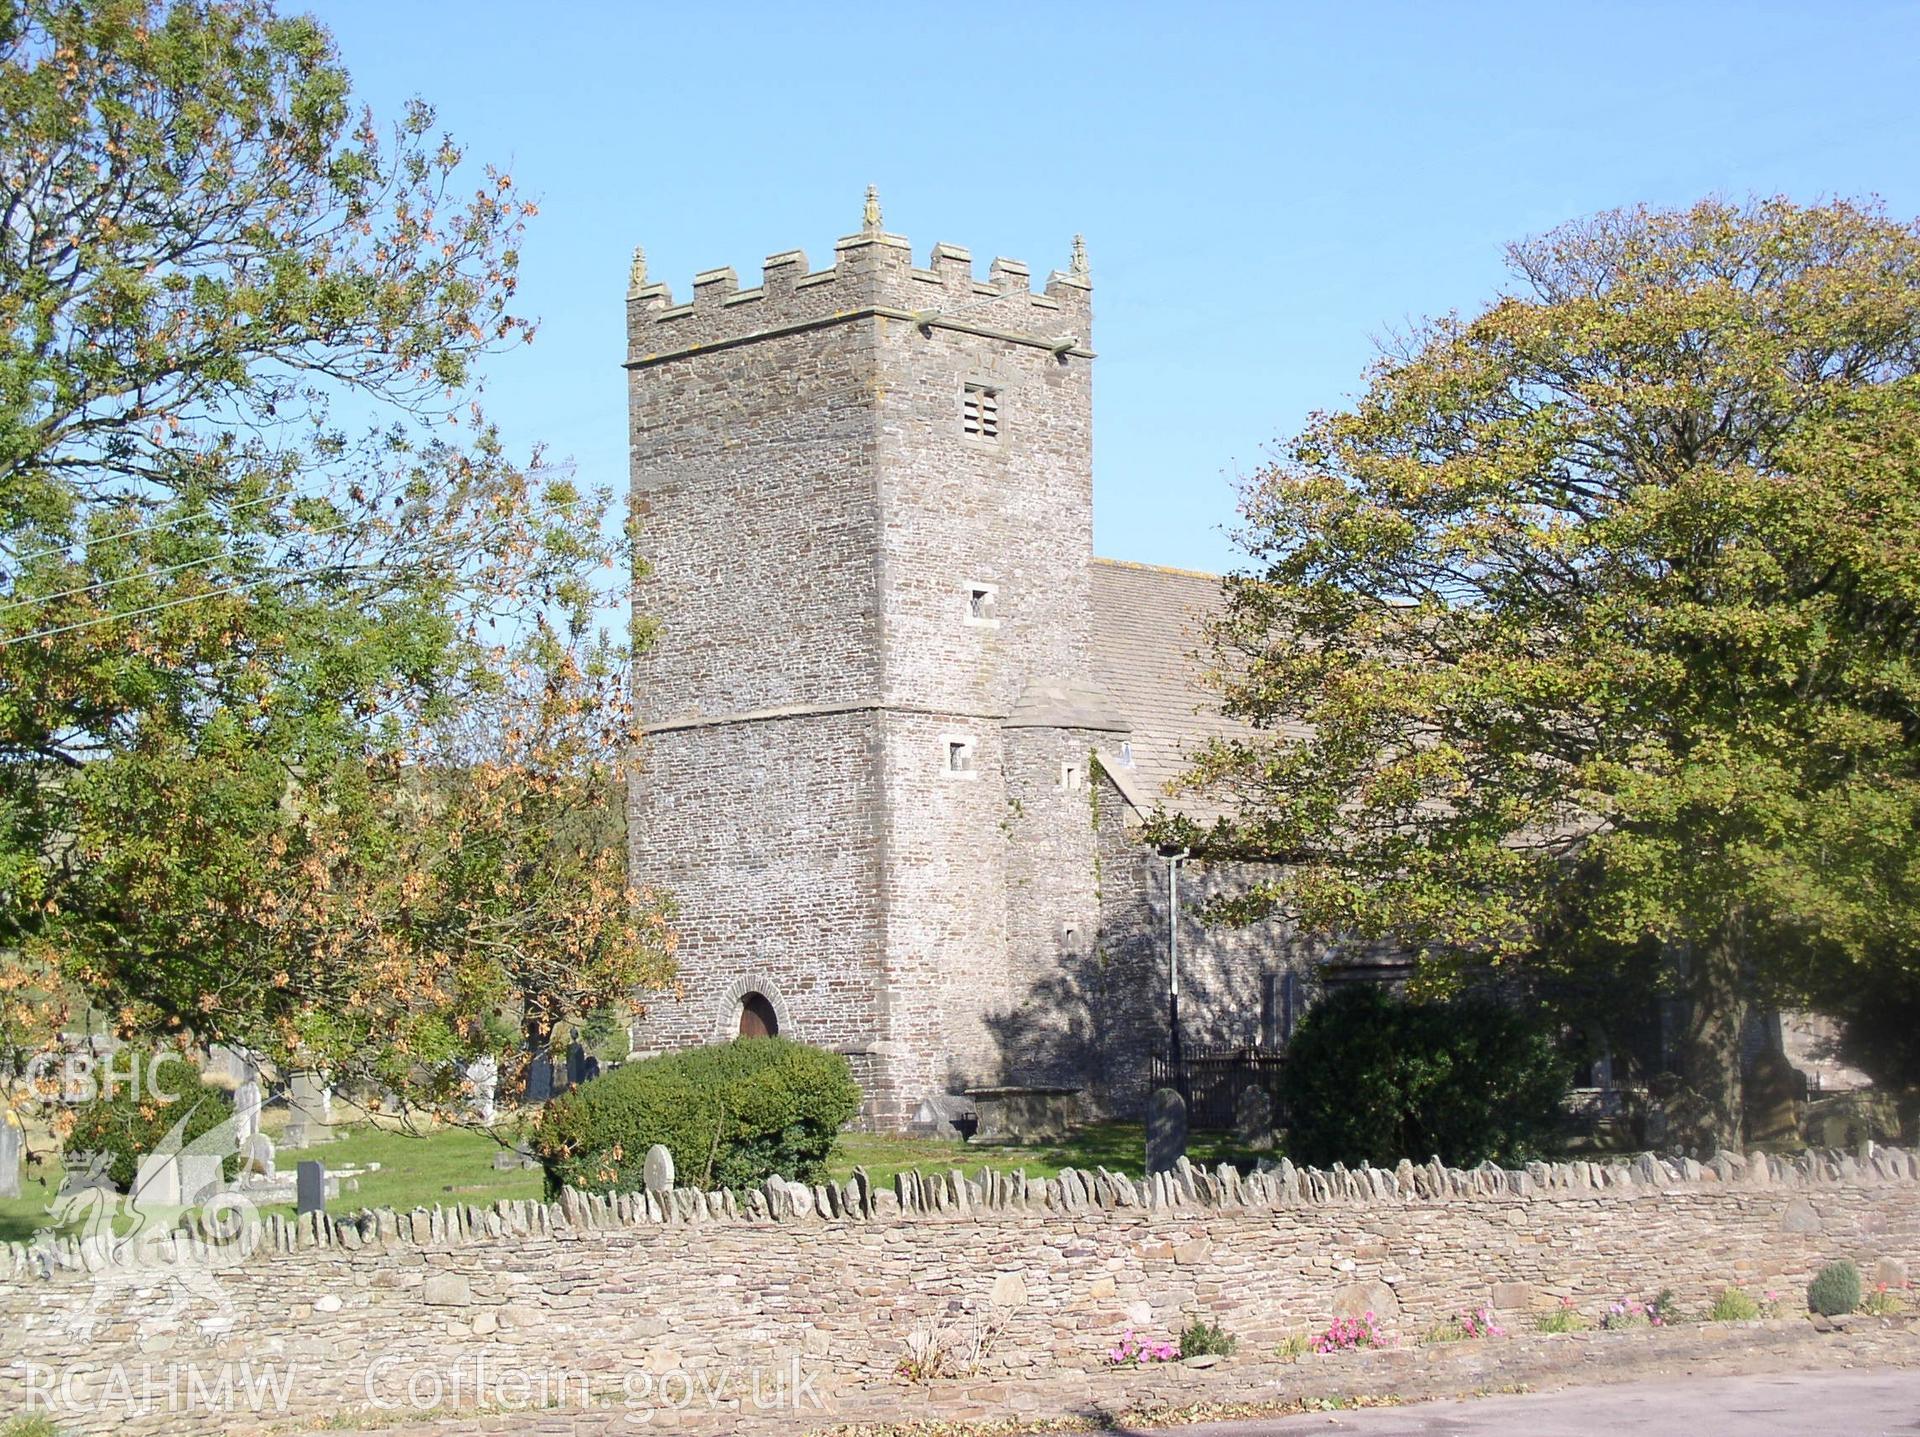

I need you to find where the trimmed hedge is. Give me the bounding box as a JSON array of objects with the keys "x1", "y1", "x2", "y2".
[
  {"x1": 1280, "y1": 984, "x2": 1571, "y2": 1169},
  {"x1": 531, "y1": 1038, "x2": 860, "y2": 1195},
  {"x1": 64, "y1": 1049, "x2": 237, "y2": 1192}
]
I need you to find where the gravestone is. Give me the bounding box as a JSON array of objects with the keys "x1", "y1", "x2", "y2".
[
  {"x1": 178, "y1": 1154, "x2": 225, "y2": 1204},
  {"x1": 523, "y1": 1046, "x2": 553, "y2": 1104},
  {"x1": 241, "y1": 1133, "x2": 276, "y2": 1178},
  {"x1": 0, "y1": 1114, "x2": 22, "y2": 1200},
  {"x1": 284, "y1": 1070, "x2": 335, "y2": 1147},
  {"x1": 1146, "y1": 1087, "x2": 1188, "y2": 1174},
  {"x1": 133, "y1": 1153, "x2": 181, "y2": 1206},
  {"x1": 1234, "y1": 1084, "x2": 1275, "y2": 1150},
  {"x1": 296, "y1": 1159, "x2": 326, "y2": 1216},
  {"x1": 1745, "y1": 1049, "x2": 1804, "y2": 1146},
  {"x1": 204, "y1": 1043, "x2": 253, "y2": 1087},
  {"x1": 59, "y1": 1151, "x2": 114, "y2": 1195},
  {"x1": 643, "y1": 1143, "x2": 675, "y2": 1196},
  {"x1": 233, "y1": 1078, "x2": 263, "y2": 1148},
  {"x1": 464, "y1": 1055, "x2": 498, "y2": 1125}
]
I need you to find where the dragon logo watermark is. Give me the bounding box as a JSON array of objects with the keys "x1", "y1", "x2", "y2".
[{"x1": 33, "y1": 1097, "x2": 261, "y2": 1347}]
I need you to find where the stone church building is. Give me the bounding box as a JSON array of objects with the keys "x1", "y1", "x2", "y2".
[{"x1": 626, "y1": 198, "x2": 1330, "y2": 1129}]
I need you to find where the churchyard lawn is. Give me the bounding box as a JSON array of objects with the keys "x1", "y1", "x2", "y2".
[{"x1": 0, "y1": 1119, "x2": 1267, "y2": 1243}]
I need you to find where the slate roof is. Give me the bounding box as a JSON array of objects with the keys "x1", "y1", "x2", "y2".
[{"x1": 1087, "y1": 557, "x2": 1269, "y2": 823}]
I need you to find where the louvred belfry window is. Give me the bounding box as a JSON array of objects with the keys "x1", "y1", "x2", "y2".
[{"x1": 962, "y1": 384, "x2": 999, "y2": 440}]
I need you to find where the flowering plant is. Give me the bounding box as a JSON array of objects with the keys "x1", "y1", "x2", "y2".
[
  {"x1": 1314, "y1": 1312, "x2": 1384, "y2": 1353},
  {"x1": 1536, "y1": 1296, "x2": 1588, "y2": 1334},
  {"x1": 1106, "y1": 1329, "x2": 1178, "y2": 1365},
  {"x1": 1861, "y1": 1281, "x2": 1910, "y2": 1317},
  {"x1": 1602, "y1": 1297, "x2": 1663, "y2": 1330},
  {"x1": 1460, "y1": 1306, "x2": 1506, "y2": 1338}
]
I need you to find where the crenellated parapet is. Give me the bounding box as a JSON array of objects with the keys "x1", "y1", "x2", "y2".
[{"x1": 625, "y1": 191, "x2": 1092, "y2": 368}]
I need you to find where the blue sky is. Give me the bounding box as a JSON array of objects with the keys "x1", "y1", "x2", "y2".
[{"x1": 316, "y1": 1, "x2": 1920, "y2": 576}]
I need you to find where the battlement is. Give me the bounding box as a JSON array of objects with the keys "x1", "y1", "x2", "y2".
[{"x1": 625, "y1": 191, "x2": 1092, "y2": 368}]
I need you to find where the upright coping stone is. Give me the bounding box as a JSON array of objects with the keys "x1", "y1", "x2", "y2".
[
  {"x1": 296, "y1": 1159, "x2": 326, "y2": 1216},
  {"x1": 1146, "y1": 1087, "x2": 1188, "y2": 1175},
  {"x1": 643, "y1": 1144, "x2": 675, "y2": 1197}
]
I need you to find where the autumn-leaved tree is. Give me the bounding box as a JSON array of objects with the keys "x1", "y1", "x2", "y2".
[
  {"x1": 0, "y1": 0, "x2": 673, "y2": 1108},
  {"x1": 1173, "y1": 198, "x2": 1920, "y2": 1152}
]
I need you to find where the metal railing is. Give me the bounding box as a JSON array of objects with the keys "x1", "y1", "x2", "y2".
[{"x1": 1149, "y1": 1045, "x2": 1288, "y2": 1131}]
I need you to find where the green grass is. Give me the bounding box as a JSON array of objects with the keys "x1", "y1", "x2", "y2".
[
  {"x1": 1, "y1": 1118, "x2": 1267, "y2": 1240},
  {"x1": 265, "y1": 1123, "x2": 546, "y2": 1220},
  {"x1": 828, "y1": 1121, "x2": 1267, "y2": 1186},
  {"x1": 0, "y1": 1165, "x2": 66, "y2": 1245}
]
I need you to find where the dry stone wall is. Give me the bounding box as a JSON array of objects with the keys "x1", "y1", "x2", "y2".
[{"x1": 5, "y1": 1147, "x2": 1916, "y2": 1435}]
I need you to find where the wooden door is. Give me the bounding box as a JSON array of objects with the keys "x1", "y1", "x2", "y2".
[{"x1": 738, "y1": 993, "x2": 778, "y2": 1038}]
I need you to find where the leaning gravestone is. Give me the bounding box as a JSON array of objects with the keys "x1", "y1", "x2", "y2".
[
  {"x1": 643, "y1": 1143, "x2": 675, "y2": 1196},
  {"x1": 296, "y1": 1159, "x2": 326, "y2": 1216},
  {"x1": 59, "y1": 1151, "x2": 114, "y2": 1195},
  {"x1": 1146, "y1": 1086, "x2": 1188, "y2": 1174},
  {"x1": 0, "y1": 1114, "x2": 22, "y2": 1200},
  {"x1": 1234, "y1": 1084, "x2": 1275, "y2": 1150}
]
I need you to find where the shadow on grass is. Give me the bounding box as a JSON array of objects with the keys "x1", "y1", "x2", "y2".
[{"x1": 829, "y1": 1120, "x2": 1273, "y2": 1187}]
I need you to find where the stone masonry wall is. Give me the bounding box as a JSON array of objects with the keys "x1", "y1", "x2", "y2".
[
  {"x1": 995, "y1": 728, "x2": 1109, "y2": 1091},
  {"x1": 5, "y1": 1148, "x2": 1916, "y2": 1435},
  {"x1": 629, "y1": 320, "x2": 883, "y2": 722},
  {"x1": 627, "y1": 268, "x2": 895, "y2": 1110},
  {"x1": 872, "y1": 708, "x2": 1012, "y2": 1117},
  {"x1": 626, "y1": 219, "x2": 1100, "y2": 1127},
  {"x1": 871, "y1": 309, "x2": 1093, "y2": 715},
  {"x1": 1093, "y1": 768, "x2": 1326, "y2": 1114},
  {"x1": 630, "y1": 711, "x2": 887, "y2": 1075}
]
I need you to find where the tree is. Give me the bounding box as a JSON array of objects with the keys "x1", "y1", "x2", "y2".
[
  {"x1": 0, "y1": 0, "x2": 673, "y2": 1107},
  {"x1": 1173, "y1": 198, "x2": 1920, "y2": 1153}
]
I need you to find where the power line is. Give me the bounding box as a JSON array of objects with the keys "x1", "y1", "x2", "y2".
[
  {"x1": 3, "y1": 461, "x2": 580, "y2": 570},
  {"x1": 0, "y1": 483, "x2": 603, "y2": 651},
  {"x1": 4, "y1": 495, "x2": 283, "y2": 569},
  {"x1": 0, "y1": 514, "x2": 364, "y2": 615},
  {"x1": 0, "y1": 572, "x2": 305, "y2": 649}
]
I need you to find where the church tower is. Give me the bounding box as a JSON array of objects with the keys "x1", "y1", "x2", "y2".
[{"x1": 626, "y1": 194, "x2": 1117, "y2": 1127}]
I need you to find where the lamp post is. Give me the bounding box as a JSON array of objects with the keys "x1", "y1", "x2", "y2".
[{"x1": 1163, "y1": 847, "x2": 1189, "y2": 1100}]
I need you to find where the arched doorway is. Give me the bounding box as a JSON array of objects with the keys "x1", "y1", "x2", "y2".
[{"x1": 738, "y1": 992, "x2": 779, "y2": 1038}]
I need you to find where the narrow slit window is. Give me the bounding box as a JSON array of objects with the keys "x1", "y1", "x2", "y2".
[
  {"x1": 945, "y1": 738, "x2": 977, "y2": 776},
  {"x1": 1061, "y1": 762, "x2": 1084, "y2": 792},
  {"x1": 965, "y1": 582, "x2": 999, "y2": 625},
  {"x1": 962, "y1": 383, "x2": 1000, "y2": 440}
]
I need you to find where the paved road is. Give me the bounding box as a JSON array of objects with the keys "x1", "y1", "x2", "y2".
[{"x1": 1091, "y1": 1368, "x2": 1920, "y2": 1437}]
